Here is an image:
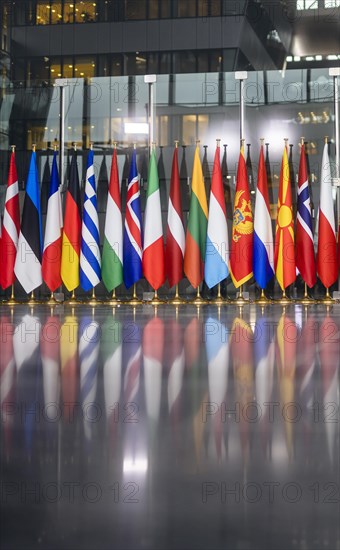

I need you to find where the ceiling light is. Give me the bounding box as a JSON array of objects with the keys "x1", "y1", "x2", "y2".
[{"x1": 293, "y1": 56, "x2": 301, "y2": 62}]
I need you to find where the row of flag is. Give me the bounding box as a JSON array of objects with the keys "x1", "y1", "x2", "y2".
[
  {"x1": 1, "y1": 310, "x2": 338, "y2": 463},
  {"x1": 0, "y1": 140, "x2": 339, "y2": 295}
]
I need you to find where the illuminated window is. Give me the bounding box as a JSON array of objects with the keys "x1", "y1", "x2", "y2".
[
  {"x1": 149, "y1": 0, "x2": 159, "y2": 18},
  {"x1": 50, "y1": 58, "x2": 62, "y2": 78},
  {"x1": 198, "y1": 0, "x2": 209, "y2": 17},
  {"x1": 178, "y1": 1, "x2": 196, "y2": 17},
  {"x1": 64, "y1": 2, "x2": 75, "y2": 22},
  {"x1": 296, "y1": 1, "x2": 318, "y2": 9},
  {"x1": 125, "y1": 0, "x2": 147, "y2": 19},
  {"x1": 50, "y1": 1, "x2": 63, "y2": 23},
  {"x1": 182, "y1": 114, "x2": 209, "y2": 145},
  {"x1": 324, "y1": 0, "x2": 340, "y2": 6},
  {"x1": 75, "y1": 57, "x2": 96, "y2": 77},
  {"x1": 36, "y1": 2, "x2": 50, "y2": 24},
  {"x1": 75, "y1": 1, "x2": 97, "y2": 22}
]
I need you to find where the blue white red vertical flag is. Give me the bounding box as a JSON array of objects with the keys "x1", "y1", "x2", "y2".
[
  {"x1": 253, "y1": 144, "x2": 274, "y2": 288},
  {"x1": 296, "y1": 143, "x2": 316, "y2": 287},
  {"x1": 80, "y1": 150, "x2": 101, "y2": 291},
  {"x1": 204, "y1": 144, "x2": 229, "y2": 288},
  {"x1": 14, "y1": 150, "x2": 43, "y2": 293},
  {"x1": 42, "y1": 151, "x2": 63, "y2": 291},
  {"x1": 123, "y1": 149, "x2": 143, "y2": 288}
]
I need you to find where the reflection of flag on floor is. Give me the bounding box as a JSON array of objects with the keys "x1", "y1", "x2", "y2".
[
  {"x1": 0, "y1": 316, "x2": 16, "y2": 455},
  {"x1": 79, "y1": 317, "x2": 100, "y2": 441},
  {"x1": 205, "y1": 317, "x2": 229, "y2": 460},
  {"x1": 41, "y1": 316, "x2": 61, "y2": 431},
  {"x1": 319, "y1": 315, "x2": 339, "y2": 464},
  {"x1": 102, "y1": 149, "x2": 123, "y2": 291},
  {"x1": 296, "y1": 144, "x2": 316, "y2": 288},
  {"x1": 13, "y1": 314, "x2": 42, "y2": 455},
  {"x1": 275, "y1": 144, "x2": 296, "y2": 290},
  {"x1": 42, "y1": 151, "x2": 63, "y2": 292},
  {"x1": 143, "y1": 317, "x2": 164, "y2": 425},
  {"x1": 317, "y1": 143, "x2": 338, "y2": 289},
  {"x1": 253, "y1": 145, "x2": 274, "y2": 289},
  {"x1": 123, "y1": 150, "x2": 143, "y2": 289},
  {"x1": 205, "y1": 144, "x2": 229, "y2": 289},
  {"x1": 80, "y1": 150, "x2": 101, "y2": 291},
  {"x1": 297, "y1": 315, "x2": 316, "y2": 452},
  {"x1": 1, "y1": 150, "x2": 20, "y2": 289},
  {"x1": 254, "y1": 315, "x2": 274, "y2": 455},
  {"x1": 14, "y1": 151, "x2": 43, "y2": 293},
  {"x1": 167, "y1": 319, "x2": 185, "y2": 452},
  {"x1": 123, "y1": 321, "x2": 142, "y2": 405},
  {"x1": 102, "y1": 317, "x2": 122, "y2": 440},
  {"x1": 60, "y1": 315, "x2": 79, "y2": 420},
  {"x1": 231, "y1": 317, "x2": 254, "y2": 464},
  {"x1": 276, "y1": 311, "x2": 297, "y2": 460},
  {"x1": 166, "y1": 146, "x2": 185, "y2": 288},
  {"x1": 184, "y1": 145, "x2": 208, "y2": 288}
]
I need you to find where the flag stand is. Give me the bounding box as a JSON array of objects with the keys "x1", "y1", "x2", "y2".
[
  {"x1": 151, "y1": 288, "x2": 164, "y2": 305},
  {"x1": 108, "y1": 287, "x2": 119, "y2": 306},
  {"x1": 68, "y1": 289, "x2": 79, "y2": 306},
  {"x1": 278, "y1": 288, "x2": 291, "y2": 306},
  {"x1": 192, "y1": 285, "x2": 206, "y2": 305},
  {"x1": 170, "y1": 284, "x2": 185, "y2": 305},
  {"x1": 214, "y1": 283, "x2": 226, "y2": 305},
  {"x1": 27, "y1": 290, "x2": 39, "y2": 305},
  {"x1": 129, "y1": 284, "x2": 142, "y2": 305},
  {"x1": 233, "y1": 285, "x2": 248, "y2": 306},
  {"x1": 6, "y1": 285, "x2": 18, "y2": 305},
  {"x1": 322, "y1": 287, "x2": 334, "y2": 305},
  {"x1": 300, "y1": 283, "x2": 315, "y2": 306},
  {"x1": 88, "y1": 287, "x2": 100, "y2": 306},
  {"x1": 255, "y1": 288, "x2": 270, "y2": 305},
  {"x1": 46, "y1": 291, "x2": 58, "y2": 306}
]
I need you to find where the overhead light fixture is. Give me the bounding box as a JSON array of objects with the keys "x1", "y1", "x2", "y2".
[
  {"x1": 306, "y1": 56, "x2": 314, "y2": 61},
  {"x1": 293, "y1": 56, "x2": 301, "y2": 62},
  {"x1": 286, "y1": 56, "x2": 293, "y2": 62},
  {"x1": 327, "y1": 55, "x2": 337, "y2": 60},
  {"x1": 315, "y1": 55, "x2": 322, "y2": 61},
  {"x1": 124, "y1": 122, "x2": 149, "y2": 134}
]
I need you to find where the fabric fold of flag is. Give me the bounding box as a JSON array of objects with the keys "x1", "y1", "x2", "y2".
[
  {"x1": 229, "y1": 148, "x2": 253, "y2": 288},
  {"x1": 204, "y1": 145, "x2": 229, "y2": 288},
  {"x1": 274, "y1": 144, "x2": 296, "y2": 290},
  {"x1": 143, "y1": 150, "x2": 165, "y2": 290},
  {"x1": 42, "y1": 151, "x2": 63, "y2": 291},
  {"x1": 165, "y1": 146, "x2": 185, "y2": 288},
  {"x1": 183, "y1": 145, "x2": 208, "y2": 288},
  {"x1": 317, "y1": 143, "x2": 337, "y2": 289},
  {"x1": 296, "y1": 143, "x2": 316, "y2": 288},
  {"x1": 102, "y1": 149, "x2": 123, "y2": 291},
  {"x1": 253, "y1": 145, "x2": 274, "y2": 289},
  {"x1": 80, "y1": 150, "x2": 101, "y2": 291},
  {"x1": 61, "y1": 151, "x2": 82, "y2": 291},
  {"x1": 1, "y1": 150, "x2": 20, "y2": 289},
  {"x1": 14, "y1": 151, "x2": 43, "y2": 293},
  {"x1": 123, "y1": 149, "x2": 143, "y2": 289}
]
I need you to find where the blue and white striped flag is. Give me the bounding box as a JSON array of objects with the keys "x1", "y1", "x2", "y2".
[
  {"x1": 80, "y1": 150, "x2": 101, "y2": 291},
  {"x1": 79, "y1": 317, "x2": 100, "y2": 441}
]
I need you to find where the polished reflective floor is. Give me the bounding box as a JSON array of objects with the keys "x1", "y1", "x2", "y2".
[{"x1": 1, "y1": 303, "x2": 339, "y2": 550}]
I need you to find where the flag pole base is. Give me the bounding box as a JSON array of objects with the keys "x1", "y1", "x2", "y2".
[
  {"x1": 150, "y1": 289, "x2": 164, "y2": 305},
  {"x1": 27, "y1": 291, "x2": 42, "y2": 305},
  {"x1": 299, "y1": 283, "x2": 316, "y2": 305},
  {"x1": 67, "y1": 290, "x2": 80, "y2": 306},
  {"x1": 87, "y1": 288, "x2": 101, "y2": 306},
  {"x1": 127, "y1": 284, "x2": 143, "y2": 305},
  {"x1": 321, "y1": 288, "x2": 334, "y2": 305},
  {"x1": 107, "y1": 288, "x2": 120, "y2": 306},
  {"x1": 232, "y1": 286, "x2": 249, "y2": 306},
  {"x1": 6, "y1": 285, "x2": 20, "y2": 305},
  {"x1": 278, "y1": 289, "x2": 291, "y2": 306},
  {"x1": 255, "y1": 289, "x2": 271, "y2": 305},
  {"x1": 213, "y1": 283, "x2": 228, "y2": 305},
  {"x1": 191, "y1": 286, "x2": 207, "y2": 305},
  {"x1": 46, "y1": 292, "x2": 58, "y2": 306},
  {"x1": 170, "y1": 284, "x2": 186, "y2": 305}
]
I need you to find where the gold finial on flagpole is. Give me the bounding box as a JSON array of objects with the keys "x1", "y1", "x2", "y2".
[
  {"x1": 174, "y1": 140, "x2": 179, "y2": 148},
  {"x1": 260, "y1": 138, "x2": 265, "y2": 146},
  {"x1": 113, "y1": 141, "x2": 117, "y2": 150},
  {"x1": 152, "y1": 141, "x2": 156, "y2": 151},
  {"x1": 216, "y1": 138, "x2": 221, "y2": 146},
  {"x1": 196, "y1": 140, "x2": 200, "y2": 146},
  {"x1": 54, "y1": 144, "x2": 58, "y2": 151},
  {"x1": 73, "y1": 142, "x2": 77, "y2": 151},
  {"x1": 324, "y1": 136, "x2": 328, "y2": 144},
  {"x1": 284, "y1": 138, "x2": 289, "y2": 147},
  {"x1": 90, "y1": 142, "x2": 93, "y2": 151},
  {"x1": 300, "y1": 137, "x2": 305, "y2": 146},
  {"x1": 133, "y1": 142, "x2": 137, "y2": 150},
  {"x1": 32, "y1": 144, "x2": 36, "y2": 152},
  {"x1": 11, "y1": 145, "x2": 16, "y2": 153}
]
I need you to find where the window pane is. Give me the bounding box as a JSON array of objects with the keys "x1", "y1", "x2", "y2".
[
  {"x1": 75, "y1": 1, "x2": 97, "y2": 22},
  {"x1": 111, "y1": 55, "x2": 123, "y2": 76},
  {"x1": 124, "y1": 53, "x2": 147, "y2": 75},
  {"x1": 160, "y1": 53, "x2": 171, "y2": 73},
  {"x1": 198, "y1": 0, "x2": 208, "y2": 17},
  {"x1": 148, "y1": 0, "x2": 159, "y2": 18},
  {"x1": 210, "y1": 0, "x2": 221, "y2": 16},
  {"x1": 177, "y1": 0, "x2": 196, "y2": 17},
  {"x1": 125, "y1": 0, "x2": 147, "y2": 19},
  {"x1": 50, "y1": 2, "x2": 63, "y2": 23},
  {"x1": 148, "y1": 53, "x2": 159, "y2": 73},
  {"x1": 173, "y1": 51, "x2": 197, "y2": 73},
  {"x1": 324, "y1": 0, "x2": 340, "y2": 6},
  {"x1": 210, "y1": 50, "x2": 222, "y2": 72},
  {"x1": 160, "y1": 0, "x2": 170, "y2": 18},
  {"x1": 197, "y1": 51, "x2": 209, "y2": 72},
  {"x1": 64, "y1": 2, "x2": 75, "y2": 22},
  {"x1": 63, "y1": 58, "x2": 74, "y2": 78},
  {"x1": 36, "y1": 1, "x2": 50, "y2": 24},
  {"x1": 75, "y1": 57, "x2": 96, "y2": 78},
  {"x1": 50, "y1": 58, "x2": 62, "y2": 78}
]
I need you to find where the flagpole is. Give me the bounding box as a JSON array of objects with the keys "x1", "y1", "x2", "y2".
[
  {"x1": 170, "y1": 140, "x2": 186, "y2": 305},
  {"x1": 321, "y1": 136, "x2": 335, "y2": 304}
]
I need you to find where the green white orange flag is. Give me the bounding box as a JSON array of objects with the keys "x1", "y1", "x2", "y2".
[
  {"x1": 229, "y1": 147, "x2": 253, "y2": 288},
  {"x1": 275, "y1": 143, "x2": 296, "y2": 290},
  {"x1": 142, "y1": 149, "x2": 165, "y2": 290},
  {"x1": 183, "y1": 145, "x2": 208, "y2": 288},
  {"x1": 101, "y1": 149, "x2": 123, "y2": 291}
]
